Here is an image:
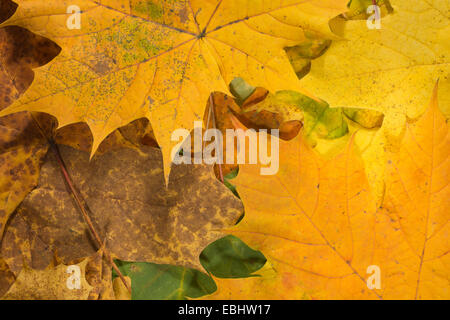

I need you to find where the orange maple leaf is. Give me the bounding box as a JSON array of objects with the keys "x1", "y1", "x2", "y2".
[{"x1": 206, "y1": 83, "x2": 449, "y2": 300}]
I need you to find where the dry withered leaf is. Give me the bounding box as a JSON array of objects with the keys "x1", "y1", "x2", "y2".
[
  {"x1": 0, "y1": 112, "x2": 47, "y2": 238},
  {"x1": 239, "y1": 88, "x2": 304, "y2": 140},
  {"x1": 1, "y1": 145, "x2": 243, "y2": 275},
  {"x1": 0, "y1": 26, "x2": 60, "y2": 238}
]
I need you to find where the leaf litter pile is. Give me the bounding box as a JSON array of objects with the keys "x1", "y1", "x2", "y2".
[{"x1": 0, "y1": 0, "x2": 449, "y2": 300}]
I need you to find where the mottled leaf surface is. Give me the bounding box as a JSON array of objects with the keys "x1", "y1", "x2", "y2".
[
  {"x1": 0, "y1": 26, "x2": 60, "y2": 238},
  {"x1": 1, "y1": 145, "x2": 243, "y2": 274}
]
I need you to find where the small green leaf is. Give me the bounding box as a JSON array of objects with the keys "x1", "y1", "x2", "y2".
[
  {"x1": 200, "y1": 235, "x2": 267, "y2": 278},
  {"x1": 113, "y1": 261, "x2": 216, "y2": 300}
]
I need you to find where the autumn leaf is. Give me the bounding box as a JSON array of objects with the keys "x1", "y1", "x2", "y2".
[
  {"x1": 203, "y1": 79, "x2": 350, "y2": 178},
  {"x1": 343, "y1": 108, "x2": 384, "y2": 129},
  {"x1": 54, "y1": 119, "x2": 148, "y2": 155},
  {"x1": 1, "y1": 145, "x2": 243, "y2": 275},
  {"x1": 301, "y1": 0, "x2": 449, "y2": 154},
  {"x1": 229, "y1": 78, "x2": 382, "y2": 145},
  {"x1": 382, "y1": 83, "x2": 449, "y2": 299},
  {"x1": 0, "y1": 24, "x2": 141, "y2": 239},
  {"x1": 0, "y1": 0, "x2": 349, "y2": 181},
  {"x1": 0, "y1": 0, "x2": 17, "y2": 23},
  {"x1": 299, "y1": 0, "x2": 449, "y2": 202},
  {"x1": 1, "y1": 258, "x2": 93, "y2": 300},
  {"x1": 0, "y1": 112, "x2": 47, "y2": 239},
  {"x1": 0, "y1": 26, "x2": 60, "y2": 238},
  {"x1": 205, "y1": 262, "x2": 311, "y2": 300},
  {"x1": 206, "y1": 85, "x2": 449, "y2": 299},
  {"x1": 198, "y1": 89, "x2": 302, "y2": 178},
  {"x1": 302, "y1": 0, "x2": 449, "y2": 122}
]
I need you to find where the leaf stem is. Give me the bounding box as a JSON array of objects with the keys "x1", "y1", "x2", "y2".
[
  {"x1": 206, "y1": 94, "x2": 224, "y2": 183},
  {"x1": 209, "y1": 95, "x2": 224, "y2": 183}
]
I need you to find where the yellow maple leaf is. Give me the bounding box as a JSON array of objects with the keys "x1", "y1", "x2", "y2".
[
  {"x1": 302, "y1": 0, "x2": 449, "y2": 124},
  {"x1": 0, "y1": 26, "x2": 58, "y2": 239},
  {"x1": 300, "y1": 0, "x2": 449, "y2": 201},
  {"x1": 0, "y1": 0, "x2": 348, "y2": 180},
  {"x1": 205, "y1": 262, "x2": 311, "y2": 300},
  {"x1": 206, "y1": 84, "x2": 449, "y2": 299},
  {"x1": 382, "y1": 83, "x2": 449, "y2": 299}
]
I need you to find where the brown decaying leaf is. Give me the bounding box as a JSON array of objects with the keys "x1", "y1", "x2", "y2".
[
  {"x1": 1, "y1": 145, "x2": 243, "y2": 275},
  {"x1": 0, "y1": 26, "x2": 60, "y2": 238}
]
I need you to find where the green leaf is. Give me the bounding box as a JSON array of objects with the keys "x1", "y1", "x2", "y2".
[
  {"x1": 200, "y1": 236, "x2": 267, "y2": 279},
  {"x1": 113, "y1": 261, "x2": 216, "y2": 300}
]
